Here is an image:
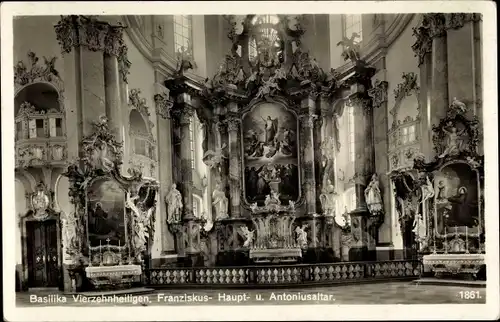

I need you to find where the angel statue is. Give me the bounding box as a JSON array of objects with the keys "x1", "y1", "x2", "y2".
[
  {"x1": 364, "y1": 174, "x2": 383, "y2": 215},
  {"x1": 126, "y1": 191, "x2": 150, "y2": 257},
  {"x1": 336, "y1": 32, "x2": 361, "y2": 63},
  {"x1": 295, "y1": 224, "x2": 308, "y2": 249},
  {"x1": 450, "y1": 97, "x2": 467, "y2": 115},
  {"x1": 412, "y1": 212, "x2": 427, "y2": 250},
  {"x1": 421, "y1": 175, "x2": 435, "y2": 205},
  {"x1": 165, "y1": 184, "x2": 183, "y2": 224},
  {"x1": 212, "y1": 183, "x2": 229, "y2": 220},
  {"x1": 239, "y1": 226, "x2": 255, "y2": 248},
  {"x1": 95, "y1": 141, "x2": 115, "y2": 172}
]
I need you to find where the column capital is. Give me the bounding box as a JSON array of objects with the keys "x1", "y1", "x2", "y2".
[
  {"x1": 299, "y1": 113, "x2": 319, "y2": 128},
  {"x1": 346, "y1": 94, "x2": 372, "y2": 115},
  {"x1": 154, "y1": 92, "x2": 174, "y2": 119},
  {"x1": 54, "y1": 15, "x2": 131, "y2": 82},
  {"x1": 367, "y1": 80, "x2": 389, "y2": 109},
  {"x1": 224, "y1": 115, "x2": 241, "y2": 132}
]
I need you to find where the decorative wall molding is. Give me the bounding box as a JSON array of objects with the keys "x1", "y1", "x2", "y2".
[
  {"x1": 14, "y1": 51, "x2": 64, "y2": 97},
  {"x1": 368, "y1": 80, "x2": 388, "y2": 109},
  {"x1": 154, "y1": 92, "x2": 174, "y2": 119},
  {"x1": 390, "y1": 72, "x2": 420, "y2": 130},
  {"x1": 54, "y1": 15, "x2": 131, "y2": 82},
  {"x1": 411, "y1": 13, "x2": 482, "y2": 66}
]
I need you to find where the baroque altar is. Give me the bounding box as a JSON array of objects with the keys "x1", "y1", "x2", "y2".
[
  {"x1": 162, "y1": 15, "x2": 381, "y2": 266},
  {"x1": 63, "y1": 116, "x2": 159, "y2": 291},
  {"x1": 394, "y1": 98, "x2": 485, "y2": 279}
]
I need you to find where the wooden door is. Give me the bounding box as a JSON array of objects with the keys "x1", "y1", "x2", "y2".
[{"x1": 27, "y1": 220, "x2": 59, "y2": 288}]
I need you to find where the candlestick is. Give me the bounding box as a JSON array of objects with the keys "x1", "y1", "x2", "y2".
[
  {"x1": 99, "y1": 240, "x2": 103, "y2": 266},
  {"x1": 444, "y1": 227, "x2": 448, "y2": 253},
  {"x1": 465, "y1": 226, "x2": 469, "y2": 253}
]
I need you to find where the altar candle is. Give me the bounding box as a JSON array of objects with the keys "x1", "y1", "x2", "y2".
[
  {"x1": 444, "y1": 227, "x2": 447, "y2": 253},
  {"x1": 465, "y1": 226, "x2": 469, "y2": 253}
]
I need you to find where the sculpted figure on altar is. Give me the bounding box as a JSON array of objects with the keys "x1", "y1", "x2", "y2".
[
  {"x1": 295, "y1": 224, "x2": 308, "y2": 249},
  {"x1": 364, "y1": 174, "x2": 383, "y2": 215},
  {"x1": 438, "y1": 121, "x2": 467, "y2": 159},
  {"x1": 165, "y1": 184, "x2": 183, "y2": 224},
  {"x1": 320, "y1": 179, "x2": 336, "y2": 217},
  {"x1": 212, "y1": 183, "x2": 229, "y2": 220}
]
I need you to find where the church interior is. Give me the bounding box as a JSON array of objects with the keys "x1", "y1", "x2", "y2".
[{"x1": 13, "y1": 13, "x2": 485, "y2": 294}]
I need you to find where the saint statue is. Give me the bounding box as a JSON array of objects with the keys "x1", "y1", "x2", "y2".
[
  {"x1": 212, "y1": 183, "x2": 228, "y2": 220},
  {"x1": 165, "y1": 184, "x2": 183, "y2": 224},
  {"x1": 421, "y1": 175, "x2": 435, "y2": 204},
  {"x1": 364, "y1": 174, "x2": 383, "y2": 215},
  {"x1": 412, "y1": 212, "x2": 427, "y2": 250},
  {"x1": 320, "y1": 179, "x2": 336, "y2": 217},
  {"x1": 438, "y1": 122, "x2": 467, "y2": 158},
  {"x1": 295, "y1": 224, "x2": 308, "y2": 248}
]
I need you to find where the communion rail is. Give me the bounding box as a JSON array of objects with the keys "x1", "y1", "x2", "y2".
[{"x1": 146, "y1": 260, "x2": 422, "y2": 288}]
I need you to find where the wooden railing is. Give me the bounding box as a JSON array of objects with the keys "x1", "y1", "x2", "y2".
[{"x1": 146, "y1": 260, "x2": 422, "y2": 288}]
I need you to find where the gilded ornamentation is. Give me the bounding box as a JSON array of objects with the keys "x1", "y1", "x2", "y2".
[
  {"x1": 128, "y1": 88, "x2": 151, "y2": 117},
  {"x1": 432, "y1": 98, "x2": 480, "y2": 159},
  {"x1": 445, "y1": 13, "x2": 481, "y2": 30},
  {"x1": 14, "y1": 51, "x2": 64, "y2": 95},
  {"x1": 368, "y1": 80, "x2": 388, "y2": 109},
  {"x1": 81, "y1": 115, "x2": 123, "y2": 172},
  {"x1": 31, "y1": 181, "x2": 51, "y2": 220},
  {"x1": 154, "y1": 92, "x2": 174, "y2": 119},
  {"x1": 390, "y1": 72, "x2": 420, "y2": 129}
]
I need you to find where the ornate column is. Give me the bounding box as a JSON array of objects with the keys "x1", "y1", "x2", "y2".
[
  {"x1": 176, "y1": 103, "x2": 195, "y2": 220},
  {"x1": 445, "y1": 13, "x2": 482, "y2": 116},
  {"x1": 299, "y1": 110, "x2": 318, "y2": 215},
  {"x1": 54, "y1": 15, "x2": 130, "y2": 137},
  {"x1": 103, "y1": 25, "x2": 126, "y2": 137},
  {"x1": 412, "y1": 18, "x2": 433, "y2": 158},
  {"x1": 154, "y1": 84, "x2": 176, "y2": 255},
  {"x1": 346, "y1": 72, "x2": 379, "y2": 260},
  {"x1": 225, "y1": 111, "x2": 241, "y2": 218},
  {"x1": 427, "y1": 14, "x2": 449, "y2": 159}
]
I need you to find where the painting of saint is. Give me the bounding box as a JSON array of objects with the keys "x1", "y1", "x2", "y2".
[
  {"x1": 87, "y1": 178, "x2": 126, "y2": 246},
  {"x1": 434, "y1": 163, "x2": 479, "y2": 235},
  {"x1": 242, "y1": 102, "x2": 300, "y2": 205}
]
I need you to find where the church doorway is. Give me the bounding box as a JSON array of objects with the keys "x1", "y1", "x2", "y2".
[{"x1": 26, "y1": 219, "x2": 60, "y2": 288}]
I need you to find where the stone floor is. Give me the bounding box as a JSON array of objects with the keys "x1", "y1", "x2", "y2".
[{"x1": 16, "y1": 281, "x2": 486, "y2": 306}]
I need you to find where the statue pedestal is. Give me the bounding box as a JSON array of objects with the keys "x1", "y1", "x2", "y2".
[{"x1": 349, "y1": 210, "x2": 378, "y2": 261}]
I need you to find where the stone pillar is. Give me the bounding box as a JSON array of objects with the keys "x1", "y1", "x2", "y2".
[
  {"x1": 299, "y1": 97, "x2": 319, "y2": 215},
  {"x1": 104, "y1": 54, "x2": 122, "y2": 136},
  {"x1": 347, "y1": 89, "x2": 378, "y2": 261},
  {"x1": 446, "y1": 14, "x2": 481, "y2": 116},
  {"x1": 154, "y1": 84, "x2": 176, "y2": 255},
  {"x1": 177, "y1": 104, "x2": 195, "y2": 220},
  {"x1": 427, "y1": 14, "x2": 449, "y2": 159},
  {"x1": 54, "y1": 15, "x2": 130, "y2": 137},
  {"x1": 226, "y1": 111, "x2": 241, "y2": 218}
]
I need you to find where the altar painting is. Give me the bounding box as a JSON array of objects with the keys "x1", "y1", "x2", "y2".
[
  {"x1": 242, "y1": 102, "x2": 299, "y2": 205},
  {"x1": 433, "y1": 163, "x2": 479, "y2": 236},
  {"x1": 87, "y1": 178, "x2": 126, "y2": 246}
]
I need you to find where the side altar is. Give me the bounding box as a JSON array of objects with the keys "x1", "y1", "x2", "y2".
[
  {"x1": 63, "y1": 116, "x2": 159, "y2": 291},
  {"x1": 162, "y1": 15, "x2": 383, "y2": 267},
  {"x1": 393, "y1": 98, "x2": 485, "y2": 280}
]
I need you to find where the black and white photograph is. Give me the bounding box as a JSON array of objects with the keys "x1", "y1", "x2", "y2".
[{"x1": 1, "y1": 1, "x2": 498, "y2": 321}]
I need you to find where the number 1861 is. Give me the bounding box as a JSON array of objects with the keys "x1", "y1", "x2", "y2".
[{"x1": 459, "y1": 291, "x2": 481, "y2": 299}]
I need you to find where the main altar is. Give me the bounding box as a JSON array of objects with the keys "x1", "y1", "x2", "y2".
[{"x1": 161, "y1": 15, "x2": 384, "y2": 268}]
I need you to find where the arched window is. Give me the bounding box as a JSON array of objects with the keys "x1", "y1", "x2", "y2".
[
  {"x1": 174, "y1": 15, "x2": 193, "y2": 54},
  {"x1": 343, "y1": 14, "x2": 363, "y2": 42},
  {"x1": 248, "y1": 14, "x2": 283, "y2": 67}
]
